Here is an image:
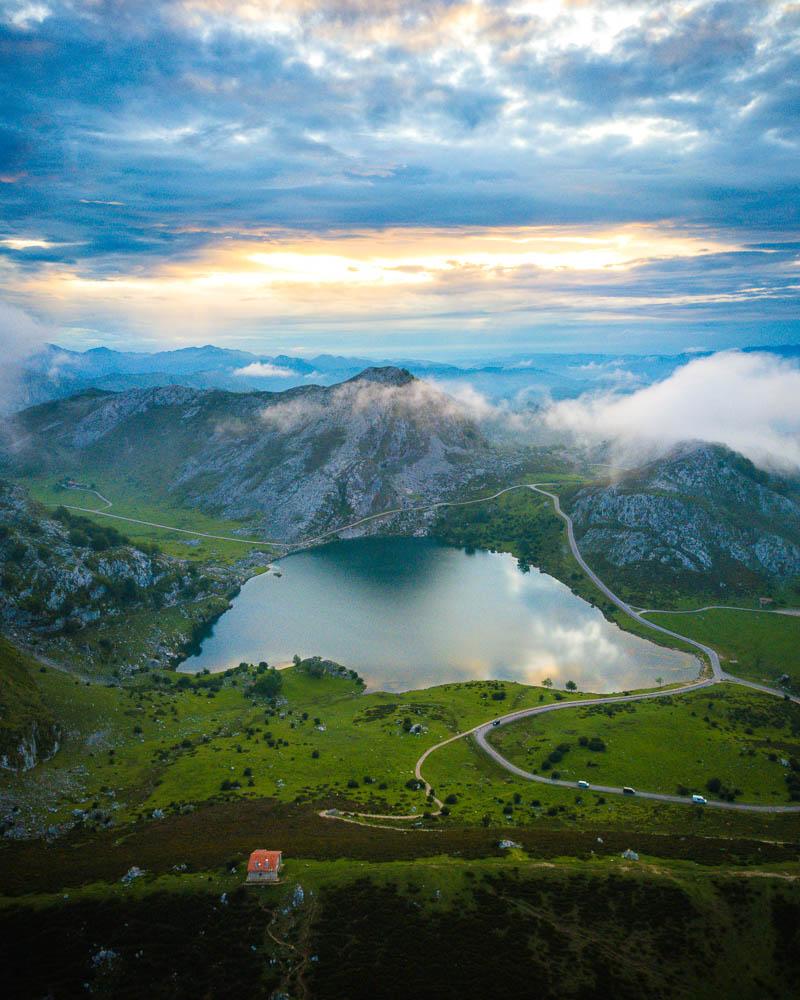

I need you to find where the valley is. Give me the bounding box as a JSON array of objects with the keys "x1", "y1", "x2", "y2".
[{"x1": 1, "y1": 369, "x2": 799, "y2": 999}]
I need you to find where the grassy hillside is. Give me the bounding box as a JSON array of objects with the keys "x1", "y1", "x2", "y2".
[
  {"x1": 3, "y1": 652, "x2": 800, "y2": 998},
  {"x1": 3, "y1": 658, "x2": 798, "y2": 851},
  {"x1": 3, "y1": 858, "x2": 799, "y2": 1000},
  {"x1": 641, "y1": 608, "x2": 800, "y2": 687},
  {"x1": 23, "y1": 475, "x2": 275, "y2": 564},
  {"x1": 490, "y1": 684, "x2": 800, "y2": 805},
  {"x1": 0, "y1": 638, "x2": 60, "y2": 771}
]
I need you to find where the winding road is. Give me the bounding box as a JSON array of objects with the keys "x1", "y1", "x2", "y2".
[
  {"x1": 324, "y1": 484, "x2": 800, "y2": 823},
  {"x1": 59, "y1": 481, "x2": 545, "y2": 551},
  {"x1": 60, "y1": 481, "x2": 800, "y2": 815}
]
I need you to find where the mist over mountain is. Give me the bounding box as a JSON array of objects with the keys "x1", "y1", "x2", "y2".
[
  {"x1": 3, "y1": 368, "x2": 511, "y2": 542},
  {"x1": 16, "y1": 342, "x2": 799, "y2": 416}
]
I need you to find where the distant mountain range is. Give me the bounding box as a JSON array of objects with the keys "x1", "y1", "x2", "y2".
[
  {"x1": 3, "y1": 367, "x2": 511, "y2": 542},
  {"x1": 16, "y1": 342, "x2": 800, "y2": 412}
]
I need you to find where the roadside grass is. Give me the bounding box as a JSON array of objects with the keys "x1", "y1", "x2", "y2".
[
  {"x1": 641, "y1": 608, "x2": 800, "y2": 687},
  {"x1": 423, "y1": 725, "x2": 800, "y2": 841},
  {"x1": 488, "y1": 684, "x2": 800, "y2": 805},
  {"x1": 19, "y1": 474, "x2": 277, "y2": 563}
]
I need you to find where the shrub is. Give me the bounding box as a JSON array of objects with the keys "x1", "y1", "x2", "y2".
[{"x1": 249, "y1": 669, "x2": 283, "y2": 700}]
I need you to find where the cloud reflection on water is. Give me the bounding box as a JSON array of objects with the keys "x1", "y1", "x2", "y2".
[{"x1": 182, "y1": 538, "x2": 699, "y2": 693}]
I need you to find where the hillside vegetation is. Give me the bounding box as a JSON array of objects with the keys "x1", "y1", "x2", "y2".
[
  {"x1": 0, "y1": 480, "x2": 243, "y2": 675},
  {"x1": 0, "y1": 638, "x2": 60, "y2": 771},
  {"x1": 3, "y1": 861, "x2": 799, "y2": 1000}
]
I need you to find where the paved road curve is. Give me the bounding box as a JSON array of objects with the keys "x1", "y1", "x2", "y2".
[
  {"x1": 472, "y1": 686, "x2": 800, "y2": 814},
  {"x1": 324, "y1": 484, "x2": 800, "y2": 825},
  {"x1": 527, "y1": 485, "x2": 722, "y2": 680},
  {"x1": 62, "y1": 482, "x2": 800, "y2": 816}
]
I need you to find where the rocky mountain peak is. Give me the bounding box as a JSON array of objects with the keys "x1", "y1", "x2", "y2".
[{"x1": 344, "y1": 366, "x2": 415, "y2": 387}]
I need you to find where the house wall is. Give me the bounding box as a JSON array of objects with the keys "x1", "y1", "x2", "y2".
[{"x1": 247, "y1": 870, "x2": 279, "y2": 882}]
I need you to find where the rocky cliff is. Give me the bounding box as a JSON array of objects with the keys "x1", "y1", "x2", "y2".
[
  {"x1": 4, "y1": 368, "x2": 507, "y2": 542},
  {"x1": 0, "y1": 638, "x2": 61, "y2": 772},
  {"x1": 0, "y1": 480, "x2": 207, "y2": 636},
  {"x1": 568, "y1": 443, "x2": 800, "y2": 597}
]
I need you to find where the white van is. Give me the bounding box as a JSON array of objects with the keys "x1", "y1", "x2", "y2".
[{"x1": 691, "y1": 794, "x2": 707, "y2": 805}]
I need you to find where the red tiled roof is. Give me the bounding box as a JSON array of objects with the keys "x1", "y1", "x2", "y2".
[{"x1": 247, "y1": 850, "x2": 282, "y2": 873}]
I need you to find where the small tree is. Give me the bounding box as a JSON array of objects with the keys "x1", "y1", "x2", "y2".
[
  {"x1": 565, "y1": 680, "x2": 577, "y2": 692},
  {"x1": 250, "y1": 668, "x2": 283, "y2": 700},
  {"x1": 542, "y1": 677, "x2": 553, "y2": 688}
]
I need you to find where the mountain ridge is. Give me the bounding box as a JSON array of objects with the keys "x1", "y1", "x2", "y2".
[
  {"x1": 3, "y1": 369, "x2": 509, "y2": 542},
  {"x1": 568, "y1": 441, "x2": 800, "y2": 599}
]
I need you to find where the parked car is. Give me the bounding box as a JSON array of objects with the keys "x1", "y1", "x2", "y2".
[
  {"x1": 622, "y1": 786, "x2": 636, "y2": 795},
  {"x1": 691, "y1": 794, "x2": 707, "y2": 805}
]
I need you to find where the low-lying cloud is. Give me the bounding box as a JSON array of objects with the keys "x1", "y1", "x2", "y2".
[
  {"x1": 544, "y1": 351, "x2": 800, "y2": 472},
  {"x1": 0, "y1": 301, "x2": 52, "y2": 411},
  {"x1": 233, "y1": 362, "x2": 295, "y2": 378}
]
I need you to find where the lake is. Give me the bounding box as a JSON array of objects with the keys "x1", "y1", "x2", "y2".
[{"x1": 181, "y1": 537, "x2": 700, "y2": 692}]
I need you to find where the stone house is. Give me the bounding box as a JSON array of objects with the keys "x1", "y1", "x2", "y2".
[{"x1": 246, "y1": 850, "x2": 283, "y2": 883}]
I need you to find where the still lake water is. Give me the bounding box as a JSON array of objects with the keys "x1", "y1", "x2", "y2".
[{"x1": 181, "y1": 537, "x2": 699, "y2": 692}]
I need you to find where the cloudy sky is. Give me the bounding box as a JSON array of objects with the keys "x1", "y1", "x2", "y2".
[{"x1": 1, "y1": 0, "x2": 799, "y2": 357}]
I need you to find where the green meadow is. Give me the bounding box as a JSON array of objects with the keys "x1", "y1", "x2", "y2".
[
  {"x1": 641, "y1": 608, "x2": 800, "y2": 687},
  {"x1": 489, "y1": 684, "x2": 800, "y2": 804},
  {"x1": 4, "y1": 646, "x2": 799, "y2": 855},
  {"x1": 20, "y1": 474, "x2": 277, "y2": 563}
]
